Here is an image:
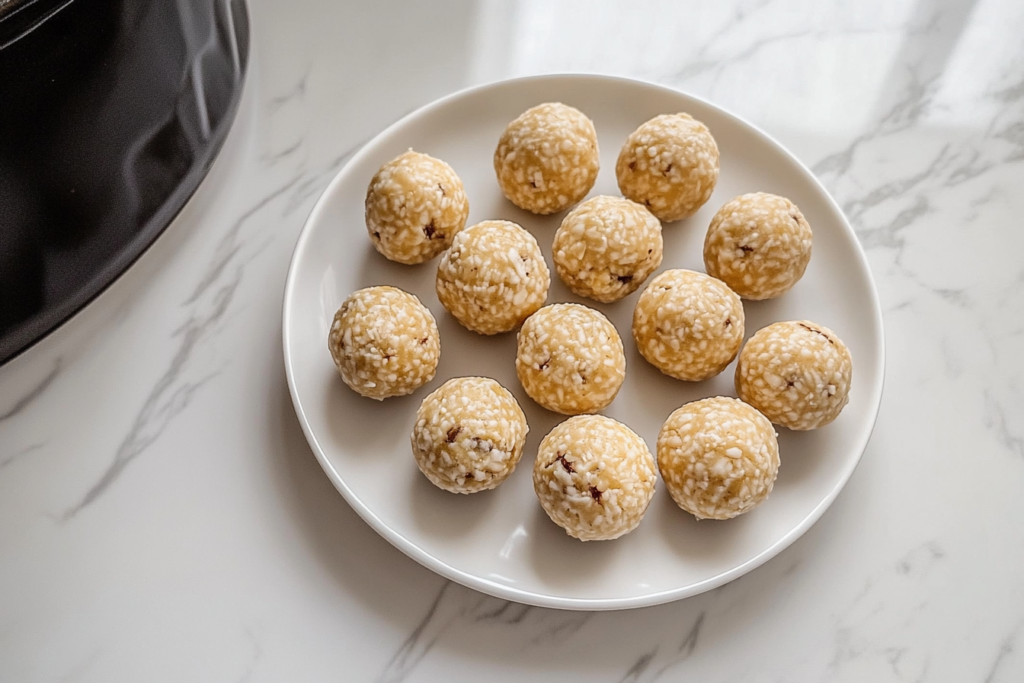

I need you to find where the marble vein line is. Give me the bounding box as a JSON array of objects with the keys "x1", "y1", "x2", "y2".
[
  {"x1": 472, "y1": 600, "x2": 531, "y2": 625},
  {"x1": 261, "y1": 73, "x2": 311, "y2": 164},
  {"x1": 57, "y1": 171, "x2": 298, "y2": 518},
  {"x1": 60, "y1": 144, "x2": 373, "y2": 518},
  {"x1": 813, "y1": 74, "x2": 941, "y2": 180},
  {"x1": 857, "y1": 196, "x2": 930, "y2": 251},
  {"x1": 983, "y1": 389, "x2": 1024, "y2": 460},
  {"x1": 267, "y1": 68, "x2": 309, "y2": 111},
  {"x1": 61, "y1": 284, "x2": 232, "y2": 521},
  {"x1": 877, "y1": 71, "x2": 940, "y2": 131},
  {"x1": 185, "y1": 176, "x2": 302, "y2": 305},
  {"x1": 615, "y1": 611, "x2": 707, "y2": 683},
  {"x1": 376, "y1": 581, "x2": 454, "y2": 683},
  {"x1": 262, "y1": 138, "x2": 304, "y2": 165},
  {"x1": 619, "y1": 646, "x2": 658, "y2": 683},
  {"x1": 286, "y1": 175, "x2": 328, "y2": 216},
  {"x1": 671, "y1": 28, "x2": 815, "y2": 81},
  {"x1": 670, "y1": 25, "x2": 932, "y2": 86},
  {"x1": 984, "y1": 621, "x2": 1023, "y2": 683},
  {"x1": 829, "y1": 140, "x2": 955, "y2": 266},
  {"x1": 0, "y1": 441, "x2": 45, "y2": 470},
  {"x1": 895, "y1": 541, "x2": 945, "y2": 577},
  {"x1": 689, "y1": 0, "x2": 778, "y2": 59},
  {"x1": 0, "y1": 359, "x2": 61, "y2": 422},
  {"x1": 893, "y1": 267, "x2": 970, "y2": 311},
  {"x1": 650, "y1": 611, "x2": 706, "y2": 681},
  {"x1": 842, "y1": 145, "x2": 951, "y2": 223},
  {"x1": 826, "y1": 542, "x2": 946, "y2": 677},
  {"x1": 526, "y1": 609, "x2": 591, "y2": 648},
  {"x1": 994, "y1": 72, "x2": 1024, "y2": 104},
  {"x1": 946, "y1": 149, "x2": 999, "y2": 187},
  {"x1": 812, "y1": 59, "x2": 1024, "y2": 250},
  {"x1": 282, "y1": 138, "x2": 370, "y2": 217},
  {"x1": 375, "y1": 580, "x2": 595, "y2": 682}
]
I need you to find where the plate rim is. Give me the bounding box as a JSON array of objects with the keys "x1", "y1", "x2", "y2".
[{"x1": 282, "y1": 73, "x2": 886, "y2": 611}]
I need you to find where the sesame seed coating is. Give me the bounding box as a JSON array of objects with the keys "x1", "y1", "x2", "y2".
[
  {"x1": 657, "y1": 397, "x2": 779, "y2": 520},
  {"x1": 327, "y1": 286, "x2": 440, "y2": 400},
  {"x1": 516, "y1": 303, "x2": 626, "y2": 415},
  {"x1": 632, "y1": 269, "x2": 745, "y2": 382},
  {"x1": 435, "y1": 220, "x2": 550, "y2": 335},
  {"x1": 534, "y1": 415, "x2": 656, "y2": 541},
  {"x1": 494, "y1": 102, "x2": 600, "y2": 215},
  {"x1": 411, "y1": 377, "x2": 529, "y2": 494},
  {"x1": 735, "y1": 321, "x2": 853, "y2": 431},
  {"x1": 365, "y1": 150, "x2": 470, "y2": 265},
  {"x1": 615, "y1": 113, "x2": 720, "y2": 222},
  {"x1": 703, "y1": 193, "x2": 813, "y2": 300},
  {"x1": 553, "y1": 195, "x2": 664, "y2": 303}
]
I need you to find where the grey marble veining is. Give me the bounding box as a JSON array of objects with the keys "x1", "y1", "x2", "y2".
[{"x1": 0, "y1": 359, "x2": 60, "y2": 423}]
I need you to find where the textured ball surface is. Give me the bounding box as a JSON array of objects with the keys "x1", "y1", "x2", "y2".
[
  {"x1": 736, "y1": 320, "x2": 853, "y2": 430},
  {"x1": 615, "y1": 113, "x2": 719, "y2": 222},
  {"x1": 365, "y1": 150, "x2": 469, "y2": 264},
  {"x1": 533, "y1": 415, "x2": 657, "y2": 541},
  {"x1": 494, "y1": 102, "x2": 600, "y2": 215},
  {"x1": 411, "y1": 377, "x2": 529, "y2": 494},
  {"x1": 632, "y1": 269, "x2": 744, "y2": 381},
  {"x1": 327, "y1": 286, "x2": 440, "y2": 400},
  {"x1": 704, "y1": 192, "x2": 812, "y2": 300},
  {"x1": 657, "y1": 397, "x2": 779, "y2": 520},
  {"x1": 553, "y1": 195, "x2": 663, "y2": 303},
  {"x1": 436, "y1": 220, "x2": 550, "y2": 335},
  {"x1": 516, "y1": 303, "x2": 626, "y2": 415}
]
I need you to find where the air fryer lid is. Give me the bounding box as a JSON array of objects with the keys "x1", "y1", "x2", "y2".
[{"x1": 0, "y1": 0, "x2": 249, "y2": 364}]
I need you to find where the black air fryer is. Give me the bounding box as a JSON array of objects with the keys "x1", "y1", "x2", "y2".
[{"x1": 0, "y1": 0, "x2": 250, "y2": 364}]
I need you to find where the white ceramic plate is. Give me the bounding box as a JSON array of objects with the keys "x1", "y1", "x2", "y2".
[{"x1": 283, "y1": 75, "x2": 884, "y2": 611}]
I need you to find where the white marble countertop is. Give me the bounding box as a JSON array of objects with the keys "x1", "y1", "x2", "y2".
[{"x1": 2, "y1": 0, "x2": 1023, "y2": 680}]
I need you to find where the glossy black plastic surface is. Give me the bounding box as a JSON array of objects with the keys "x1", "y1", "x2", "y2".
[{"x1": 0, "y1": 0, "x2": 250, "y2": 364}]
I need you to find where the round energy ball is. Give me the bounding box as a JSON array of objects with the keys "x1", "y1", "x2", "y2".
[
  {"x1": 615, "y1": 113, "x2": 719, "y2": 222},
  {"x1": 411, "y1": 377, "x2": 529, "y2": 494},
  {"x1": 704, "y1": 193, "x2": 813, "y2": 300},
  {"x1": 365, "y1": 150, "x2": 470, "y2": 264},
  {"x1": 632, "y1": 269, "x2": 744, "y2": 381},
  {"x1": 657, "y1": 397, "x2": 780, "y2": 520},
  {"x1": 327, "y1": 286, "x2": 440, "y2": 400},
  {"x1": 516, "y1": 303, "x2": 626, "y2": 415},
  {"x1": 552, "y1": 195, "x2": 664, "y2": 303},
  {"x1": 494, "y1": 102, "x2": 600, "y2": 215},
  {"x1": 534, "y1": 415, "x2": 657, "y2": 541},
  {"x1": 436, "y1": 220, "x2": 550, "y2": 335},
  {"x1": 736, "y1": 320, "x2": 853, "y2": 431}
]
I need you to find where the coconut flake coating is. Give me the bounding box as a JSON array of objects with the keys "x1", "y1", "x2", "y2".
[
  {"x1": 516, "y1": 304, "x2": 626, "y2": 415},
  {"x1": 553, "y1": 195, "x2": 664, "y2": 303},
  {"x1": 735, "y1": 320, "x2": 853, "y2": 431},
  {"x1": 704, "y1": 193, "x2": 813, "y2": 300},
  {"x1": 658, "y1": 397, "x2": 779, "y2": 520},
  {"x1": 411, "y1": 377, "x2": 529, "y2": 494},
  {"x1": 615, "y1": 113, "x2": 720, "y2": 222},
  {"x1": 632, "y1": 269, "x2": 744, "y2": 382},
  {"x1": 435, "y1": 220, "x2": 550, "y2": 335},
  {"x1": 327, "y1": 286, "x2": 440, "y2": 400},
  {"x1": 494, "y1": 102, "x2": 600, "y2": 215},
  {"x1": 534, "y1": 415, "x2": 656, "y2": 541},
  {"x1": 365, "y1": 150, "x2": 470, "y2": 264}
]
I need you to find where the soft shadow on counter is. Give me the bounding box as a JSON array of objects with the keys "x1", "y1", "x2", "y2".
[
  {"x1": 408, "y1": 470, "x2": 497, "y2": 538},
  {"x1": 269, "y1": 361, "x2": 451, "y2": 630},
  {"x1": 269, "y1": 349, "x2": 832, "y2": 681}
]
